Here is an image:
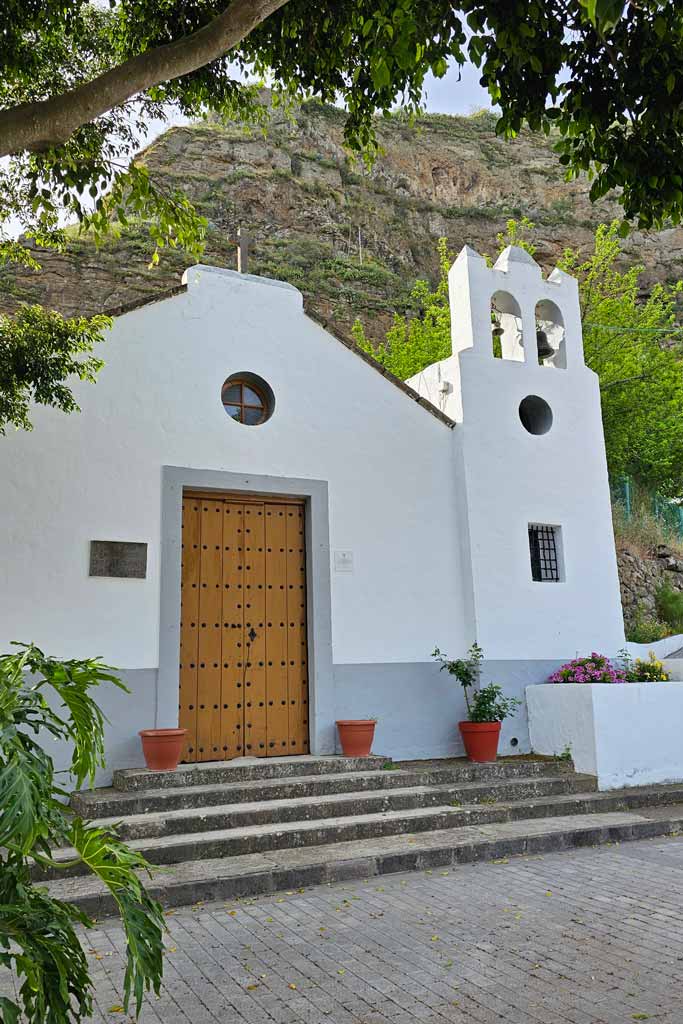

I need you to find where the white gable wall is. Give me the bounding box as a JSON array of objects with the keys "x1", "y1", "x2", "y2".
[{"x1": 0, "y1": 266, "x2": 472, "y2": 771}]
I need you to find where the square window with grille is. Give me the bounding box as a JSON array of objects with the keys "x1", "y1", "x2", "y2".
[{"x1": 528, "y1": 524, "x2": 563, "y2": 582}]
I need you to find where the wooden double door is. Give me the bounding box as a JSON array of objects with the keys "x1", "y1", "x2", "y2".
[{"x1": 178, "y1": 491, "x2": 309, "y2": 761}]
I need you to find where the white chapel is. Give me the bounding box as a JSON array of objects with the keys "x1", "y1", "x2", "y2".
[{"x1": 0, "y1": 244, "x2": 625, "y2": 780}]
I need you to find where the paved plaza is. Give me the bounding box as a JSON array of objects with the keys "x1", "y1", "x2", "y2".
[{"x1": 7, "y1": 835, "x2": 683, "y2": 1023}]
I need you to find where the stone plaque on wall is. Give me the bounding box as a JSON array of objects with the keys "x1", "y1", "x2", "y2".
[{"x1": 89, "y1": 541, "x2": 147, "y2": 579}]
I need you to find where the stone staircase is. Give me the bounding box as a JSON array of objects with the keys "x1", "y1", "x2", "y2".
[{"x1": 48, "y1": 755, "x2": 683, "y2": 916}]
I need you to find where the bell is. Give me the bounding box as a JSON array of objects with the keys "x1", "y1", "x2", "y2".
[
  {"x1": 492, "y1": 319, "x2": 504, "y2": 338},
  {"x1": 536, "y1": 329, "x2": 554, "y2": 361}
]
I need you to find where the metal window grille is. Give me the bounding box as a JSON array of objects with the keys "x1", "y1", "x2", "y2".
[{"x1": 528, "y1": 525, "x2": 560, "y2": 582}]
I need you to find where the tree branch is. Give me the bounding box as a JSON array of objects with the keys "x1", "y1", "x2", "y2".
[
  {"x1": 600, "y1": 372, "x2": 652, "y2": 389},
  {"x1": 0, "y1": 0, "x2": 290, "y2": 157}
]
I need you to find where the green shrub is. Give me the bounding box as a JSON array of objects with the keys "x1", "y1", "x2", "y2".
[
  {"x1": 656, "y1": 583, "x2": 683, "y2": 633},
  {"x1": 618, "y1": 647, "x2": 670, "y2": 680},
  {"x1": 612, "y1": 494, "x2": 683, "y2": 560},
  {"x1": 633, "y1": 653, "x2": 670, "y2": 681},
  {"x1": 626, "y1": 615, "x2": 671, "y2": 644}
]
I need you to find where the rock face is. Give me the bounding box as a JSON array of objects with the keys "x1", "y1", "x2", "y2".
[
  {"x1": 617, "y1": 546, "x2": 683, "y2": 633},
  {"x1": 2, "y1": 101, "x2": 683, "y2": 342}
]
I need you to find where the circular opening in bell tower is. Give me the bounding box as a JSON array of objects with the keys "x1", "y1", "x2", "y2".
[{"x1": 519, "y1": 395, "x2": 553, "y2": 435}]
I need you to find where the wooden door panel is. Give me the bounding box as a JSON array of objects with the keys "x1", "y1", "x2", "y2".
[
  {"x1": 286, "y1": 505, "x2": 309, "y2": 755},
  {"x1": 196, "y1": 500, "x2": 224, "y2": 761},
  {"x1": 243, "y1": 504, "x2": 267, "y2": 756},
  {"x1": 179, "y1": 498, "x2": 201, "y2": 761},
  {"x1": 220, "y1": 503, "x2": 245, "y2": 758},
  {"x1": 180, "y1": 493, "x2": 309, "y2": 761},
  {"x1": 265, "y1": 504, "x2": 290, "y2": 755}
]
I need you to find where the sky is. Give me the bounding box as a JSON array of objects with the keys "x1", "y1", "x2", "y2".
[{"x1": 421, "y1": 59, "x2": 492, "y2": 116}]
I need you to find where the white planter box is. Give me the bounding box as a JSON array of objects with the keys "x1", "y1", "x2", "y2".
[{"x1": 527, "y1": 682, "x2": 683, "y2": 790}]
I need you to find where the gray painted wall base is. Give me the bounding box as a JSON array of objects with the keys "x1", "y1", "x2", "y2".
[
  {"x1": 334, "y1": 661, "x2": 467, "y2": 760},
  {"x1": 41, "y1": 661, "x2": 571, "y2": 789},
  {"x1": 482, "y1": 660, "x2": 569, "y2": 754},
  {"x1": 333, "y1": 659, "x2": 567, "y2": 760},
  {"x1": 42, "y1": 669, "x2": 157, "y2": 788}
]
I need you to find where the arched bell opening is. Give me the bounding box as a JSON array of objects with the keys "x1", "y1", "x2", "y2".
[
  {"x1": 491, "y1": 291, "x2": 524, "y2": 362},
  {"x1": 535, "y1": 299, "x2": 566, "y2": 369}
]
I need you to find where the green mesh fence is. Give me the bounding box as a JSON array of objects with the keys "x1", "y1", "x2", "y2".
[{"x1": 612, "y1": 477, "x2": 683, "y2": 539}]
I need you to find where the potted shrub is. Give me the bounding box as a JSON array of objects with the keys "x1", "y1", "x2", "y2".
[
  {"x1": 139, "y1": 727, "x2": 188, "y2": 770},
  {"x1": 433, "y1": 644, "x2": 521, "y2": 762},
  {"x1": 335, "y1": 719, "x2": 377, "y2": 757}
]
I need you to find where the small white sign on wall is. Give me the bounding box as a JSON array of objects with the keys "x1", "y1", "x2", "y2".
[{"x1": 334, "y1": 550, "x2": 354, "y2": 573}]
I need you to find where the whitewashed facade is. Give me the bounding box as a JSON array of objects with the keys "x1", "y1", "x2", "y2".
[{"x1": 0, "y1": 247, "x2": 626, "y2": 780}]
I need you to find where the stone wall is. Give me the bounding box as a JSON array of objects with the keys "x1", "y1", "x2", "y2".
[{"x1": 617, "y1": 545, "x2": 683, "y2": 632}]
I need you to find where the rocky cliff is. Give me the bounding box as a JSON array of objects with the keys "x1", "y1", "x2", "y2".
[
  {"x1": 618, "y1": 545, "x2": 683, "y2": 638},
  {"x1": 3, "y1": 101, "x2": 683, "y2": 342}
]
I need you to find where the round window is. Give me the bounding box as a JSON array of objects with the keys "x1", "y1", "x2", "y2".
[
  {"x1": 519, "y1": 394, "x2": 553, "y2": 435},
  {"x1": 221, "y1": 373, "x2": 275, "y2": 426}
]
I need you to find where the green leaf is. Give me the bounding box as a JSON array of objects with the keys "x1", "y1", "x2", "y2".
[
  {"x1": 0, "y1": 995, "x2": 21, "y2": 1024},
  {"x1": 0, "y1": 644, "x2": 165, "y2": 1022},
  {"x1": 580, "y1": 0, "x2": 626, "y2": 33},
  {"x1": 70, "y1": 820, "x2": 165, "y2": 1014},
  {"x1": 371, "y1": 58, "x2": 391, "y2": 91},
  {"x1": 0, "y1": 744, "x2": 52, "y2": 853}
]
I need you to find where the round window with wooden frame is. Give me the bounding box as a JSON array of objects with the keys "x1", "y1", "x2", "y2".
[{"x1": 221, "y1": 373, "x2": 275, "y2": 426}]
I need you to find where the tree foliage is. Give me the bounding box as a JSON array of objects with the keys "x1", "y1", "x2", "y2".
[
  {"x1": 354, "y1": 221, "x2": 683, "y2": 498},
  {"x1": 352, "y1": 238, "x2": 454, "y2": 381},
  {"x1": 0, "y1": 306, "x2": 110, "y2": 432},
  {"x1": 559, "y1": 224, "x2": 683, "y2": 497},
  {"x1": 4, "y1": 2, "x2": 683, "y2": 255},
  {"x1": 0, "y1": 644, "x2": 165, "y2": 1024}
]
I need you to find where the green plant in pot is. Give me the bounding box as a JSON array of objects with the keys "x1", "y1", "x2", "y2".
[{"x1": 432, "y1": 644, "x2": 522, "y2": 762}]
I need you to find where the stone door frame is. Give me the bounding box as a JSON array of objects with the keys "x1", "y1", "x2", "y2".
[{"x1": 159, "y1": 466, "x2": 335, "y2": 755}]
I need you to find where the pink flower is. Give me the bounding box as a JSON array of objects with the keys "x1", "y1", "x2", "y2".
[{"x1": 548, "y1": 653, "x2": 625, "y2": 684}]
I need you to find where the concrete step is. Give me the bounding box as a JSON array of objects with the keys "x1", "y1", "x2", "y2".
[
  {"x1": 48, "y1": 781, "x2": 683, "y2": 882},
  {"x1": 72, "y1": 768, "x2": 433, "y2": 817},
  {"x1": 75, "y1": 758, "x2": 575, "y2": 816},
  {"x1": 112, "y1": 755, "x2": 389, "y2": 791},
  {"x1": 91, "y1": 775, "x2": 595, "y2": 840},
  {"x1": 45, "y1": 803, "x2": 683, "y2": 918}
]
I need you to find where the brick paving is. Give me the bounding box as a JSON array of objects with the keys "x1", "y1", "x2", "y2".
[{"x1": 5, "y1": 835, "x2": 683, "y2": 1023}]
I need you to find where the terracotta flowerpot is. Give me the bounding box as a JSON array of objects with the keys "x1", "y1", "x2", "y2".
[
  {"x1": 139, "y1": 728, "x2": 188, "y2": 771},
  {"x1": 336, "y1": 719, "x2": 376, "y2": 757},
  {"x1": 459, "y1": 721, "x2": 501, "y2": 762}
]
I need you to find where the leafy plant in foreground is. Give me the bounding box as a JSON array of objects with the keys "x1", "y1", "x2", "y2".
[{"x1": 0, "y1": 644, "x2": 164, "y2": 1024}]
